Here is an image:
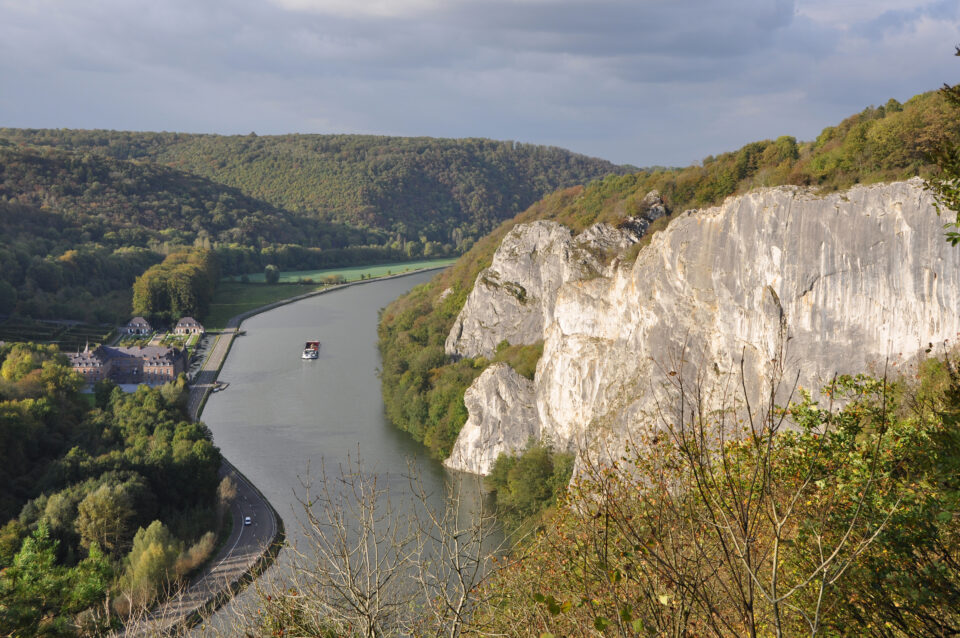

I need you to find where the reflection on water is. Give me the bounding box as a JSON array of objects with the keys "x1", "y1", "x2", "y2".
[{"x1": 197, "y1": 272, "x2": 501, "y2": 634}]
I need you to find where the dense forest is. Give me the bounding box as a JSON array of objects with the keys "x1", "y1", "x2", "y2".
[
  {"x1": 0, "y1": 134, "x2": 625, "y2": 322},
  {"x1": 0, "y1": 131, "x2": 630, "y2": 245},
  {"x1": 0, "y1": 343, "x2": 225, "y2": 635},
  {"x1": 378, "y1": 89, "x2": 960, "y2": 465}
]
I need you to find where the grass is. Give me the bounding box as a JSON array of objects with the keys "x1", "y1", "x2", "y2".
[
  {"x1": 205, "y1": 282, "x2": 326, "y2": 329},
  {"x1": 206, "y1": 259, "x2": 456, "y2": 329},
  {"x1": 230, "y1": 258, "x2": 457, "y2": 284}
]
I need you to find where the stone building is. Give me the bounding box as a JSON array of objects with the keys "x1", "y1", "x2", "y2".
[
  {"x1": 123, "y1": 317, "x2": 152, "y2": 336},
  {"x1": 174, "y1": 317, "x2": 204, "y2": 335},
  {"x1": 67, "y1": 345, "x2": 187, "y2": 385}
]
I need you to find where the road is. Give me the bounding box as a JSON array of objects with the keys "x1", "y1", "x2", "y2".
[
  {"x1": 185, "y1": 326, "x2": 238, "y2": 421},
  {"x1": 119, "y1": 461, "x2": 279, "y2": 636}
]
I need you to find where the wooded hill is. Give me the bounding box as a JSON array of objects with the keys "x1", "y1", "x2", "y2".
[
  {"x1": 0, "y1": 131, "x2": 628, "y2": 249},
  {"x1": 0, "y1": 133, "x2": 627, "y2": 322},
  {"x1": 378, "y1": 89, "x2": 960, "y2": 462}
]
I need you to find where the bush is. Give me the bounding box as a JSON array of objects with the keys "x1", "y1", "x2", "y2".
[
  {"x1": 264, "y1": 264, "x2": 280, "y2": 285},
  {"x1": 485, "y1": 440, "x2": 574, "y2": 529}
]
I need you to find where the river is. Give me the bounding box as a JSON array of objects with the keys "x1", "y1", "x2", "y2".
[{"x1": 198, "y1": 271, "x2": 494, "y2": 633}]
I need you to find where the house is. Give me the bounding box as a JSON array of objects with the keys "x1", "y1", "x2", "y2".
[
  {"x1": 67, "y1": 344, "x2": 187, "y2": 385},
  {"x1": 174, "y1": 317, "x2": 204, "y2": 335},
  {"x1": 123, "y1": 317, "x2": 152, "y2": 336}
]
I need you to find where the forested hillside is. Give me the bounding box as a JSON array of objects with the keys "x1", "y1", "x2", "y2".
[
  {"x1": 0, "y1": 133, "x2": 626, "y2": 322},
  {"x1": 0, "y1": 131, "x2": 628, "y2": 249},
  {"x1": 378, "y1": 89, "x2": 960, "y2": 461}
]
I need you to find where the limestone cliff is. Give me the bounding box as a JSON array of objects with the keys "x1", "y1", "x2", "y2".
[
  {"x1": 442, "y1": 363, "x2": 539, "y2": 475},
  {"x1": 445, "y1": 191, "x2": 665, "y2": 359},
  {"x1": 445, "y1": 179, "x2": 960, "y2": 474}
]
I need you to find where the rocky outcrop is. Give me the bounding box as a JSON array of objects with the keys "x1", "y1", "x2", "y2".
[
  {"x1": 445, "y1": 193, "x2": 666, "y2": 360},
  {"x1": 445, "y1": 179, "x2": 960, "y2": 473},
  {"x1": 443, "y1": 363, "x2": 539, "y2": 474}
]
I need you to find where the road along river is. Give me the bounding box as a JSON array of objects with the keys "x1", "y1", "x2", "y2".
[{"x1": 196, "y1": 271, "x2": 495, "y2": 633}]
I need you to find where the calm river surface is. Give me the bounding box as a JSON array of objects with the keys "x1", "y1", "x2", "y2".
[{"x1": 199, "y1": 270, "x2": 491, "y2": 632}]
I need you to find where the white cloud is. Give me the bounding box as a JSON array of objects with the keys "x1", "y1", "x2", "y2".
[
  {"x1": 270, "y1": 0, "x2": 441, "y2": 17},
  {"x1": 797, "y1": 0, "x2": 932, "y2": 25}
]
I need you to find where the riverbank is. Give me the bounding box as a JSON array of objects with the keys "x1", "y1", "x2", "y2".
[
  {"x1": 138, "y1": 264, "x2": 449, "y2": 635},
  {"x1": 206, "y1": 258, "x2": 456, "y2": 329}
]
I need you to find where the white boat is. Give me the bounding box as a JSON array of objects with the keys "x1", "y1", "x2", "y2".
[{"x1": 302, "y1": 340, "x2": 320, "y2": 359}]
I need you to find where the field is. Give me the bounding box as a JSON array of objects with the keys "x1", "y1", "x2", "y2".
[
  {"x1": 232, "y1": 258, "x2": 457, "y2": 284},
  {"x1": 0, "y1": 318, "x2": 115, "y2": 351},
  {"x1": 205, "y1": 282, "x2": 326, "y2": 330},
  {"x1": 207, "y1": 259, "x2": 454, "y2": 329}
]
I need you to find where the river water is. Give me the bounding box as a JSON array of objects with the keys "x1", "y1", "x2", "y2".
[{"x1": 198, "y1": 271, "x2": 494, "y2": 632}]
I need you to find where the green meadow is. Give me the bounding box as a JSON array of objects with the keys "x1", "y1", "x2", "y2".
[
  {"x1": 206, "y1": 259, "x2": 455, "y2": 329},
  {"x1": 230, "y1": 258, "x2": 457, "y2": 284}
]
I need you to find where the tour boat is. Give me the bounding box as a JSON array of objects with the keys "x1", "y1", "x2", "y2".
[{"x1": 302, "y1": 340, "x2": 320, "y2": 359}]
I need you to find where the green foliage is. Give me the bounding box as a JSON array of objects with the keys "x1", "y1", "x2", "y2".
[
  {"x1": 0, "y1": 131, "x2": 622, "y2": 322},
  {"x1": 0, "y1": 130, "x2": 626, "y2": 248},
  {"x1": 0, "y1": 342, "x2": 222, "y2": 633},
  {"x1": 263, "y1": 263, "x2": 280, "y2": 284},
  {"x1": 492, "y1": 340, "x2": 543, "y2": 380},
  {"x1": 0, "y1": 524, "x2": 112, "y2": 636},
  {"x1": 926, "y1": 46, "x2": 960, "y2": 244},
  {"x1": 131, "y1": 248, "x2": 219, "y2": 320},
  {"x1": 485, "y1": 440, "x2": 574, "y2": 529},
  {"x1": 74, "y1": 481, "x2": 139, "y2": 556},
  {"x1": 118, "y1": 520, "x2": 182, "y2": 609}
]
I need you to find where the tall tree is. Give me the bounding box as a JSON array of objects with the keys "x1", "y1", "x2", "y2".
[{"x1": 927, "y1": 45, "x2": 960, "y2": 243}]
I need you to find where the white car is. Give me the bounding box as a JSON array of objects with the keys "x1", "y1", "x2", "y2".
[{"x1": 244, "y1": 516, "x2": 252, "y2": 526}]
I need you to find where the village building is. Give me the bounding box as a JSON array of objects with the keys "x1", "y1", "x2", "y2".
[
  {"x1": 123, "y1": 316, "x2": 153, "y2": 336},
  {"x1": 174, "y1": 316, "x2": 204, "y2": 335},
  {"x1": 67, "y1": 344, "x2": 187, "y2": 385}
]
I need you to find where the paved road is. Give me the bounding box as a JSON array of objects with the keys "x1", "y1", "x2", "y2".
[
  {"x1": 119, "y1": 461, "x2": 278, "y2": 636},
  {"x1": 185, "y1": 327, "x2": 238, "y2": 421}
]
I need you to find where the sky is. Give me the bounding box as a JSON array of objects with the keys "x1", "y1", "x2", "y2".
[{"x1": 0, "y1": 0, "x2": 958, "y2": 167}]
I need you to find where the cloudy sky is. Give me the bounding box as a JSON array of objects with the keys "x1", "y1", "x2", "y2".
[{"x1": 1, "y1": 0, "x2": 958, "y2": 166}]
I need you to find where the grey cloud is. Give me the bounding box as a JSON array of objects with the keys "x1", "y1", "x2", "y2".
[
  {"x1": 855, "y1": 0, "x2": 960, "y2": 39},
  {"x1": 0, "y1": 0, "x2": 957, "y2": 167}
]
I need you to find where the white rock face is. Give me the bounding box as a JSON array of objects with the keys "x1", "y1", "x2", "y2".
[
  {"x1": 445, "y1": 179, "x2": 960, "y2": 473},
  {"x1": 443, "y1": 363, "x2": 539, "y2": 474},
  {"x1": 444, "y1": 220, "x2": 638, "y2": 359}
]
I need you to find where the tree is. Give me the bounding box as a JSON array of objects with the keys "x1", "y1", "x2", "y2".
[
  {"x1": 927, "y1": 45, "x2": 960, "y2": 243},
  {"x1": 119, "y1": 520, "x2": 183, "y2": 611},
  {"x1": 0, "y1": 344, "x2": 42, "y2": 382},
  {"x1": 0, "y1": 523, "x2": 111, "y2": 635},
  {"x1": 75, "y1": 482, "x2": 137, "y2": 555},
  {"x1": 235, "y1": 454, "x2": 509, "y2": 637},
  {"x1": 93, "y1": 378, "x2": 118, "y2": 409},
  {"x1": 0, "y1": 280, "x2": 16, "y2": 314},
  {"x1": 264, "y1": 263, "x2": 280, "y2": 284}
]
